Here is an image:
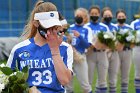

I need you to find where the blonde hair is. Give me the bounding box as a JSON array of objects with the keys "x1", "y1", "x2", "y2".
[
  {"x1": 75, "y1": 8, "x2": 89, "y2": 24},
  {"x1": 21, "y1": 0, "x2": 57, "y2": 39},
  {"x1": 101, "y1": 7, "x2": 112, "y2": 22}
]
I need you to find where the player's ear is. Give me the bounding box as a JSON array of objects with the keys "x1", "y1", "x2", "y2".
[{"x1": 33, "y1": 20, "x2": 39, "y2": 28}]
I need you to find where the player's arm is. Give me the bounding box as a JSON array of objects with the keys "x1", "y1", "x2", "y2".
[
  {"x1": 46, "y1": 27, "x2": 73, "y2": 86},
  {"x1": 51, "y1": 45, "x2": 73, "y2": 86},
  {"x1": 73, "y1": 30, "x2": 91, "y2": 48}
]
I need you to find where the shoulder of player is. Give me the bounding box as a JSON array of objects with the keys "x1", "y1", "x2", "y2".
[
  {"x1": 69, "y1": 24, "x2": 75, "y2": 28},
  {"x1": 99, "y1": 22, "x2": 110, "y2": 31},
  {"x1": 84, "y1": 22, "x2": 91, "y2": 27},
  {"x1": 83, "y1": 25, "x2": 92, "y2": 30},
  {"x1": 113, "y1": 23, "x2": 118, "y2": 27},
  {"x1": 60, "y1": 41, "x2": 72, "y2": 48},
  {"x1": 11, "y1": 39, "x2": 31, "y2": 53},
  {"x1": 99, "y1": 22, "x2": 108, "y2": 27},
  {"x1": 83, "y1": 25, "x2": 92, "y2": 33},
  {"x1": 60, "y1": 42, "x2": 73, "y2": 53},
  {"x1": 131, "y1": 19, "x2": 140, "y2": 25},
  {"x1": 124, "y1": 23, "x2": 132, "y2": 28},
  {"x1": 110, "y1": 23, "x2": 118, "y2": 28},
  {"x1": 110, "y1": 23, "x2": 116, "y2": 27}
]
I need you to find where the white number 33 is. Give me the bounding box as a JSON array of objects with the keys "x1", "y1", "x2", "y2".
[{"x1": 32, "y1": 70, "x2": 52, "y2": 85}]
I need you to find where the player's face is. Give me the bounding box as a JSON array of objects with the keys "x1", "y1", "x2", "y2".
[
  {"x1": 75, "y1": 10, "x2": 86, "y2": 23},
  {"x1": 103, "y1": 10, "x2": 113, "y2": 18},
  {"x1": 117, "y1": 12, "x2": 126, "y2": 19},
  {"x1": 90, "y1": 9, "x2": 100, "y2": 16}
]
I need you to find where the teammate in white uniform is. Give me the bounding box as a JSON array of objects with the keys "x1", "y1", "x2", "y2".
[
  {"x1": 66, "y1": 8, "x2": 93, "y2": 93},
  {"x1": 130, "y1": 18, "x2": 140, "y2": 93},
  {"x1": 115, "y1": 9, "x2": 133, "y2": 93},
  {"x1": 7, "y1": 1, "x2": 73, "y2": 93},
  {"x1": 86, "y1": 5, "x2": 109, "y2": 93},
  {"x1": 101, "y1": 7, "x2": 120, "y2": 93}
]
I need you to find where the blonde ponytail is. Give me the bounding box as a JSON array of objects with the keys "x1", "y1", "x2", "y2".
[{"x1": 21, "y1": 0, "x2": 57, "y2": 40}]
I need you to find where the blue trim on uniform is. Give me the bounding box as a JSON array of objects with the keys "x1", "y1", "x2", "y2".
[
  {"x1": 135, "y1": 79, "x2": 140, "y2": 82},
  {"x1": 117, "y1": 24, "x2": 133, "y2": 30},
  {"x1": 78, "y1": 35, "x2": 91, "y2": 48},
  {"x1": 89, "y1": 91, "x2": 93, "y2": 93},
  {"x1": 95, "y1": 87, "x2": 107, "y2": 93},
  {"x1": 121, "y1": 83, "x2": 128, "y2": 87},
  {"x1": 100, "y1": 87, "x2": 107, "y2": 90},
  {"x1": 135, "y1": 79, "x2": 140, "y2": 93},
  {"x1": 104, "y1": 22, "x2": 118, "y2": 31},
  {"x1": 136, "y1": 89, "x2": 140, "y2": 93},
  {"x1": 109, "y1": 87, "x2": 116, "y2": 93},
  {"x1": 86, "y1": 22, "x2": 109, "y2": 34}
]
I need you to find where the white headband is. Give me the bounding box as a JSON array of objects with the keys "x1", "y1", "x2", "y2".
[
  {"x1": 34, "y1": 11, "x2": 59, "y2": 20},
  {"x1": 34, "y1": 11, "x2": 62, "y2": 28}
]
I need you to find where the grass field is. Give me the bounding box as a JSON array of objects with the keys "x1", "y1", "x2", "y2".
[
  {"x1": 73, "y1": 64, "x2": 135, "y2": 93},
  {"x1": 0, "y1": 60, "x2": 135, "y2": 93}
]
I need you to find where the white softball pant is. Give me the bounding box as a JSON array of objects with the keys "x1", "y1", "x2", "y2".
[
  {"x1": 118, "y1": 49, "x2": 132, "y2": 93},
  {"x1": 108, "y1": 51, "x2": 120, "y2": 93},
  {"x1": 65, "y1": 54, "x2": 92, "y2": 93},
  {"x1": 86, "y1": 51, "x2": 109, "y2": 90}
]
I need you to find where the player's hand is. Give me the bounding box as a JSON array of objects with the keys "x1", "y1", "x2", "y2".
[
  {"x1": 130, "y1": 43, "x2": 135, "y2": 48},
  {"x1": 45, "y1": 26, "x2": 63, "y2": 51},
  {"x1": 93, "y1": 37, "x2": 108, "y2": 50},
  {"x1": 115, "y1": 42, "x2": 124, "y2": 51},
  {"x1": 73, "y1": 30, "x2": 80, "y2": 37}
]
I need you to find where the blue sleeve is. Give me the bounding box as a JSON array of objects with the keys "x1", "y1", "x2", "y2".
[
  {"x1": 63, "y1": 35, "x2": 67, "y2": 42},
  {"x1": 78, "y1": 35, "x2": 91, "y2": 48}
]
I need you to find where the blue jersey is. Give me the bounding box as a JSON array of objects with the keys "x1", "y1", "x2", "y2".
[
  {"x1": 104, "y1": 22, "x2": 118, "y2": 32},
  {"x1": 130, "y1": 19, "x2": 140, "y2": 30},
  {"x1": 62, "y1": 35, "x2": 67, "y2": 42},
  {"x1": 115, "y1": 23, "x2": 133, "y2": 31},
  {"x1": 85, "y1": 22, "x2": 110, "y2": 34},
  {"x1": 6, "y1": 38, "x2": 73, "y2": 93},
  {"x1": 68, "y1": 24, "x2": 92, "y2": 54}
]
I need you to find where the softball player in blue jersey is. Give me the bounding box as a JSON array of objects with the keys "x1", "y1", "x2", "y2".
[
  {"x1": 101, "y1": 7, "x2": 120, "y2": 93},
  {"x1": 116, "y1": 9, "x2": 133, "y2": 93},
  {"x1": 130, "y1": 19, "x2": 140, "y2": 93},
  {"x1": 6, "y1": 1, "x2": 73, "y2": 93},
  {"x1": 85, "y1": 5, "x2": 109, "y2": 93},
  {"x1": 66, "y1": 8, "x2": 93, "y2": 93}
]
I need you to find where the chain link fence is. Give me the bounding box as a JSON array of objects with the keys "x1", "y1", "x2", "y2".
[{"x1": 0, "y1": 0, "x2": 140, "y2": 37}]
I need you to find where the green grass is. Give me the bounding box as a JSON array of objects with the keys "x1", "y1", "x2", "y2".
[
  {"x1": 73, "y1": 64, "x2": 135, "y2": 93},
  {"x1": 0, "y1": 60, "x2": 7, "y2": 64}
]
